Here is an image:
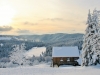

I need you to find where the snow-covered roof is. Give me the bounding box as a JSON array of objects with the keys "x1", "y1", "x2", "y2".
[{"x1": 52, "y1": 46, "x2": 79, "y2": 57}]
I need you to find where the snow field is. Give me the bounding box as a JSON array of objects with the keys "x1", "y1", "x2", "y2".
[
  {"x1": 26, "y1": 47, "x2": 46, "y2": 57},
  {"x1": 0, "y1": 64, "x2": 100, "y2": 75}
]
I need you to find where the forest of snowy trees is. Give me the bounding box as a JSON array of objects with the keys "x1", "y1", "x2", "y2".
[
  {"x1": 0, "y1": 43, "x2": 51, "y2": 68},
  {"x1": 82, "y1": 9, "x2": 100, "y2": 66},
  {"x1": 0, "y1": 34, "x2": 82, "y2": 68}
]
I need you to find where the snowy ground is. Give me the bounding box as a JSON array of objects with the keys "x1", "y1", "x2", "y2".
[{"x1": 0, "y1": 64, "x2": 100, "y2": 75}]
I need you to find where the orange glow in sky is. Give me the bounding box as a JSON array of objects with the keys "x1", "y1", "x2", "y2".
[{"x1": 0, "y1": 0, "x2": 99, "y2": 35}]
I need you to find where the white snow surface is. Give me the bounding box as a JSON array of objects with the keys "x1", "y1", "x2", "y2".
[
  {"x1": 0, "y1": 64, "x2": 100, "y2": 75},
  {"x1": 52, "y1": 46, "x2": 79, "y2": 57},
  {"x1": 26, "y1": 47, "x2": 46, "y2": 57}
]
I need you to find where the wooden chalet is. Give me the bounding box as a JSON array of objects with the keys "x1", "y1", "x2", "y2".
[{"x1": 52, "y1": 46, "x2": 79, "y2": 67}]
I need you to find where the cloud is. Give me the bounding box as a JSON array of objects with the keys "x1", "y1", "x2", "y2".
[
  {"x1": 0, "y1": 26, "x2": 13, "y2": 31},
  {"x1": 23, "y1": 22, "x2": 38, "y2": 25},
  {"x1": 40, "y1": 18, "x2": 65, "y2": 22},
  {"x1": 17, "y1": 29, "x2": 30, "y2": 33}
]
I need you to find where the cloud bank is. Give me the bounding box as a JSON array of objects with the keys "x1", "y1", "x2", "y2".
[
  {"x1": 0, "y1": 26, "x2": 13, "y2": 31},
  {"x1": 16, "y1": 29, "x2": 30, "y2": 33},
  {"x1": 23, "y1": 22, "x2": 38, "y2": 25},
  {"x1": 40, "y1": 18, "x2": 65, "y2": 22}
]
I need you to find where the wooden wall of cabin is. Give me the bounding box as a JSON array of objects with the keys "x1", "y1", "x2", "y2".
[{"x1": 53, "y1": 57, "x2": 79, "y2": 64}]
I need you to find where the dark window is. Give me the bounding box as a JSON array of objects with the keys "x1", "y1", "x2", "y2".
[{"x1": 67, "y1": 58, "x2": 70, "y2": 61}]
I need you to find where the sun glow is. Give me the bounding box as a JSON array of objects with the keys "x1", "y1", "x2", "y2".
[{"x1": 0, "y1": 5, "x2": 16, "y2": 26}]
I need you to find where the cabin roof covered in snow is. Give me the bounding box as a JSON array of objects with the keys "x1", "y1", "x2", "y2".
[{"x1": 52, "y1": 46, "x2": 79, "y2": 57}]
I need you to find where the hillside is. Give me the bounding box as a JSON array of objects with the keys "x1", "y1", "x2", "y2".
[
  {"x1": 0, "y1": 33, "x2": 83, "y2": 44},
  {"x1": 17, "y1": 33, "x2": 83, "y2": 43},
  {"x1": 0, "y1": 33, "x2": 83, "y2": 57}
]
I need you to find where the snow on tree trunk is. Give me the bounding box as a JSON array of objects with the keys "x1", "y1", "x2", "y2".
[
  {"x1": 9, "y1": 43, "x2": 27, "y2": 66},
  {"x1": 82, "y1": 9, "x2": 100, "y2": 66}
]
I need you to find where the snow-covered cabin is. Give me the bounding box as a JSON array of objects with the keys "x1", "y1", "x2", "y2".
[{"x1": 52, "y1": 46, "x2": 79, "y2": 67}]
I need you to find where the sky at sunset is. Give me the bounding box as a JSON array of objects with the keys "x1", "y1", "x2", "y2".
[{"x1": 0, "y1": 0, "x2": 100, "y2": 35}]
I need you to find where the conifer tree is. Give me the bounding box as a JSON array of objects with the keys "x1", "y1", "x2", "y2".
[{"x1": 82, "y1": 9, "x2": 100, "y2": 66}]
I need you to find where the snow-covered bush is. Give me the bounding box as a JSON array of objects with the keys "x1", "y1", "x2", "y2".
[
  {"x1": 9, "y1": 43, "x2": 30, "y2": 67},
  {"x1": 9, "y1": 43, "x2": 25, "y2": 65},
  {"x1": 0, "y1": 57, "x2": 10, "y2": 62},
  {"x1": 44, "y1": 56, "x2": 52, "y2": 63},
  {"x1": 0, "y1": 62, "x2": 19, "y2": 68},
  {"x1": 33, "y1": 60, "x2": 39, "y2": 65}
]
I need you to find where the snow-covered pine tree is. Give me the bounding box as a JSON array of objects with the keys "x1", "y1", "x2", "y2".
[{"x1": 82, "y1": 9, "x2": 100, "y2": 66}]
